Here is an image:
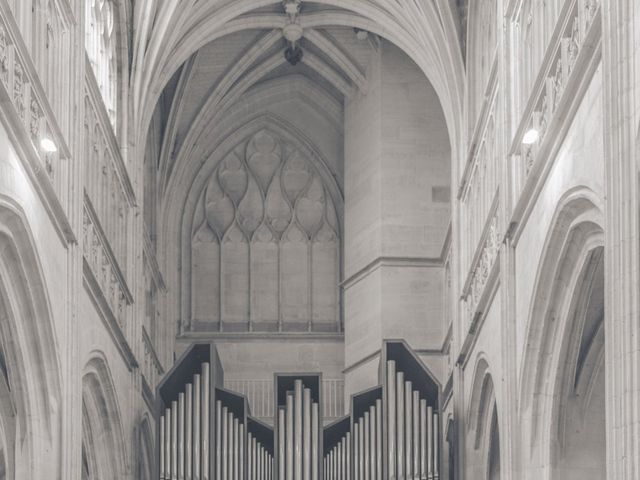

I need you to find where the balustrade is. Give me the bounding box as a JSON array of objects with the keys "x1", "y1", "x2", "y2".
[
  {"x1": 0, "y1": 6, "x2": 71, "y2": 218},
  {"x1": 142, "y1": 325, "x2": 164, "y2": 393},
  {"x1": 459, "y1": 86, "x2": 500, "y2": 280},
  {"x1": 511, "y1": 0, "x2": 600, "y2": 201},
  {"x1": 83, "y1": 61, "x2": 134, "y2": 276},
  {"x1": 82, "y1": 197, "x2": 132, "y2": 331}
]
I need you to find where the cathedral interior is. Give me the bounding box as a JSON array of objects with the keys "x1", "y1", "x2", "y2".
[{"x1": 0, "y1": 0, "x2": 637, "y2": 478}]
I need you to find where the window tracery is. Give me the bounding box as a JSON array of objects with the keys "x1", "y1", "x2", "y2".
[
  {"x1": 190, "y1": 130, "x2": 341, "y2": 333},
  {"x1": 85, "y1": 0, "x2": 118, "y2": 128}
]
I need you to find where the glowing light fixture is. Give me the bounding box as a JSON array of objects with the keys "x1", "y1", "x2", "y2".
[
  {"x1": 522, "y1": 128, "x2": 539, "y2": 145},
  {"x1": 40, "y1": 137, "x2": 57, "y2": 153}
]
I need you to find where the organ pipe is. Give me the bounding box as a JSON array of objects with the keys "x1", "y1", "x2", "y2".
[
  {"x1": 279, "y1": 408, "x2": 285, "y2": 480},
  {"x1": 193, "y1": 375, "x2": 200, "y2": 480},
  {"x1": 165, "y1": 409, "x2": 171, "y2": 479},
  {"x1": 160, "y1": 413, "x2": 166, "y2": 480},
  {"x1": 420, "y1": 399, "x2": 427, "y2": 477},
  {"x1": 405, "y1": 381, "x2": 412, "y2": 478},
  {"x1": 186, "y1": 384, "x2": 193, "y2": 480},
  {"x1": 427, "y1": 406, "x2": 433, "y2": 479},
  {"x1": 375, "y1": 399, "x2": 382, "y2": 480},
  {"x1": 304, "y1": 388, "x2": 312, "y2": 480},
  {"x1": 172, "y1": 400, "x2": 178, "y2": 480},
  {"x1": 386, "y1": 360, "x2": 396, "y2": 478},
  {"x1": 238, "y1": 424, "x2": 245, "y2": 480},
  {"x1": 215, "y1": 401, "x2": 222, "y2": 480},
  {"x1": 158, "y1": 345, "x2": 443, "y2": 480},
  {"x1": 433, "y1": 413, "x2": 439, "y2": 480},
  {"x1": 294, "y1": 380, "x2": 303, "y2": 479},
  {"x1": 200, "y1": 363, "x2": 210, "y2": 480},
  {"x1": 312, "y1": 402, "x2": 319, "y2": 480},
  {"x1": 396, "y1": 371, "x2": 404, "y2": 480},
  {"x1": 286, "y1": 393, "x2": 294, "y2": 480},
  {"x1": 412, "y1": 391, "x2": 420, "y2": 477},
  {"x1": 363, "y1": 412, "x2": 370, "y2": 480},
  {"x1": 222, "y1": 406, "x2": 228, "y2": 479},
  {"x1": 179, "y1": 393, "x2": 185, "y2": 480}
]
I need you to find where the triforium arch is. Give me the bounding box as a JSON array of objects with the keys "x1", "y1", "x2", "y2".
[
  {"x1": 467, "y1": 355, "x2": 501, "y2": 480},
  {"x1": 81, "y1": 353, "x2": 128, "y2": 479},
  {"x1": 519, "y1": 187, "x2": 605, "y2": 480},
  {"x1": 0, "y1": 197, "x2": 62, "y2": 479},
  {"x1": 172, "y1": 114, "x2": 344, "y2": 334}
]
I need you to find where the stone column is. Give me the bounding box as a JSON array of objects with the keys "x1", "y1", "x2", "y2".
[
  {"x1": 602, "y1": 0, "x2": 640, "y2": 477},
  {"x1": 343, "y1": 41, "x2": 451, "y2": 397}
]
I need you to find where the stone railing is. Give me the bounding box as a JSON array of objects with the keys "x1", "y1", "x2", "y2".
[
  {"x1": 224, "y1": 378, "x2": 345, "y2": 423},
  {"x1": 0, "y1": 5, "x2": 73, "y2": 238},
  {"x1": 511, "y1": 0, "x2": 600, "y2": 202},
  {"x1": 459, "y1": 82, "x2": 499, "y2": 278},
  {"x1": 4, "y1": 0, "x2": 74, "y2": 139},
  {"x1": 82, "y1": 196, "x2": 133, "y2": 333},
  {"x1": 461, "y1": 207, "x2": 501, "y2": 327},
  {"x1": 141, "y1": 325, "x2": 164, "y2": 398},
  {"x1": 84, "y1": 58, "x2": 135, "y2": 276}
]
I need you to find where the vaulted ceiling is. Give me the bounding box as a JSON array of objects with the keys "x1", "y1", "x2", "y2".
[{"x1": 132, "y1": 0, "x2": 466, "y2": 165}]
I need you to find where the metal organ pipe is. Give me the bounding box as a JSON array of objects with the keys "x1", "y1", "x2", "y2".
[
  {"x1": 193, "y1": 375, "x2": 201, "y2": 480},
  {"x1": 157, "y1": 348, "x2": 444, "y2": 480},
  {"x1": 386, "y1": 360, "x2": 396, "y2": 478},
  {"x1": 433, "y1": 413, "x2": 439, "y2": 480},
  {"x1": 200, "y1": 363, "x2": 210, "y2": 480},
  {"x1": 304, "y1": 388, "x2": 312, "y2": 480},
  {"x1": 179, "y1": 393, "x2": 185, "y2": 480},
  {"x1": 165, "y1": 409, "x2": 171, "y2": 480},
  {"x1": 420, "y1": 400, "x2": 427, "y2": 477},
  {"x1": 396, "y1": 371, "x2": 404, "y2": 480},
  {"x1": 172, "y1": 400, "x2": 178, "y2": 480},
  {"x1": 375, "y1": 399, "x2": 382, "y2": 480},
  {"x1": 312, "y1": 402, "x2": 319, "y2": 480},
  {"x1": 186, "y1": 384, "x2": 193, "y2": 480},
  {"x1": 412, "y1": 391, "x2": 420, "y2": 477},
  {"x1": 405, "y1": 381, "x2": 412, "y2": 478},
  {"x1": 286, "y1": 393, "x2": 294, "y2": 480}
]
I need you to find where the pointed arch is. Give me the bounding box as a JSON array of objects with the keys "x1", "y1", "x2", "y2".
[
  {"x1": 81, "y1": 353, "x2": 128, "y2": 479},
  {"x1": 138, "y1": 413, "x2": 155, "y2": 480},
  {"x1": 467, "y1": 355, "x2": 500, "y2": 480},
  {"x1": 518, "y1": 187, "x2": 605, "y2": 479},
  {"x1": 0, "y1": 196, "x2": 63, "y2": 479}
]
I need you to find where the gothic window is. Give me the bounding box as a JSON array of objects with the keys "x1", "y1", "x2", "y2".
[
  {"x1": 191, "y1": 130, "x2": 341, "y2": 333},
  {"x1": 85, "y1": 0, "x2": 118, "y2": 128}
]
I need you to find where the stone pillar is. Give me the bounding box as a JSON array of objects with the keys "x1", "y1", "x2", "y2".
[
  {"x1": 602, "y1": 0, "x2": 640, "y2": 477},
  {"x1": 343, "y1": 41, "x2": 451, "y2": 397}
]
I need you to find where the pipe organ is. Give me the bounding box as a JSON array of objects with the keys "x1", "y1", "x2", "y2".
[{"x1": 157, "y1": 341, "x2": 441, "y2": 479}]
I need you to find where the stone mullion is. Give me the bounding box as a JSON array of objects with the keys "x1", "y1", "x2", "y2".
[{"x1": 602, "y1": 0, "x2": 640, "y2": 478}]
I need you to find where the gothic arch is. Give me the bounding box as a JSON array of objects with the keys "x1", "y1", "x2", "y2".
[
  {"x1": 161, "y1": 113, "x2": 344, "y2": 333},
  {"x1": 137, "y1": 414, "x2": 154, "y2": 480},
  {"x1": 467, "y1": 356, "x2": 500, "y2": 480},
  {"x1": 132, "y1": 1, "x2": 464, "y2": 177},
  {"x1": 0, "y1": 197, "x2": 63, "y2": 479},
  {"x1": 518, "y1": 187, "x2": 605, "y2": 479},
  {"x1": 81, "y1": 353, "x2": 128, "y2": 479}
]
